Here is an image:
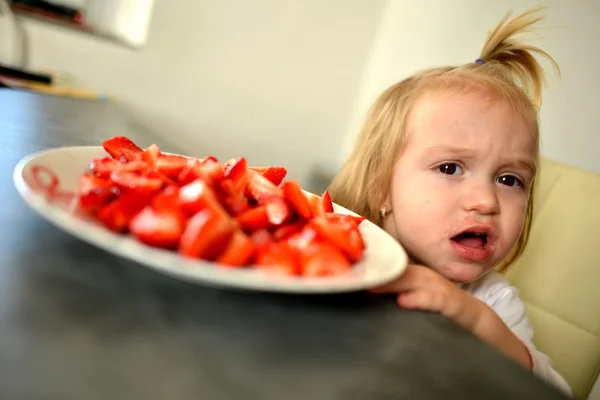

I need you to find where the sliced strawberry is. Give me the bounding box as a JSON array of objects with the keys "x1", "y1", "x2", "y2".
[
  {"x1": 155, "y1": 154, "x2": 189, "y2": 178},
  {"x1": 237, "y1": 206, "x2": 269, "y2": 232},
  {"x1": 321, "y1": 190, "x2": 334, "y2": 213},
  {"x1": 247, "y1": 170, "x2": 283, "y2": 203},
  {"x1": 307, "y1": 194, "x2": 325, "y2": 217},
  {"x1": 177, "y1": 158, "x2": 224, "y2": 186},
  {"x1": 250, "y1": 229, "x2": 272, "y2": 248},
  {"x1": 218, "y1": 179, "x2": 250, "y2": 216},
  {"x1": 200, "y1": 159, "x2": 225, "y2": 184},
  {"x1": 249, "y1": 166, "x2": 287, "y2": 186},
  {"x1": 141, "y1": 144, "x2": 161, "y2": 166},
  {"x1": 223, "y1": 157, "x2": 249, "y2": 192},
  {"x1": 281, "y1": 180, "x2": 312, "y2": 219},
  {"x1": 89, "y1": 157, "x2": 120, "y2": 179},
  {"x1": 325, "y1": 213, "x2": 366, "y2": 228},
  {"x1": 78, "y1": 173, "x2": 116, "y2": 212},
  {"x1": 129, "y1": 206, "x2": 184, "y2": 249},
  {"x1": 216, "y1": 230, "x2": 256, "y2": 267},
  {"x1": 273, "y1": 222, "x2": 304, "y2": 241},
  {"x1": 103, "y1": 136, "x2": 143, "y2": 162},
  {"x1": 265, "y1": 198, "x2": 290, "y2": 225},
  {"x1": 179, "y1": 208, "x2": 236, "y2": 259},
  {"x1": 151, "y1": 186, "x2": 182, "y2": 211},
  {"x1": 96, "y1": 190, "x2": 153, "y2": 232},
  {"x1": 143, "y1": 169, "x2": 179, "y2": 187},
  {"x1": 255, "y1": 242, "x2": 300, "y2": 276},
  {"x1": 287, "y1": 225, "x2": 320, "y2": 250},
  {"x1": 110, "y1": 169, "x2": 163, "y2": 194},
  {"x1": 177, "y1": 159, "x2": 201, "y2": 185},
  {"x1": 302, "y1": 243, "x2": 351, "y2": 277},
  {"x1": 311, "y1": 216, "x2": 364, "y2": 262},
  {"x1": 179, "y1": 179, "x2": 221, "y2": 215}
]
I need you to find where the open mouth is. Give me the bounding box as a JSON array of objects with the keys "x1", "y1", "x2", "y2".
[{"x1": 451, "y1": 232, "x2": 488, "y2": 249}]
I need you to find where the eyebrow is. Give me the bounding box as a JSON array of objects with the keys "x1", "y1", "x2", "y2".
[{"x1": 423, "y1": 145, "x2": 537, "y2": 175}]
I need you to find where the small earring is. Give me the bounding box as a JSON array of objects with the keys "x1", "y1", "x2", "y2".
[{"x1": 380, "y1": 207, "x2": 391, "y2": 219}]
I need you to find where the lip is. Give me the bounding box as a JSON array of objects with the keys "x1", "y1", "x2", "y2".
[{"x1": 449, "y1": 224, "x2": 495, "y2": 263}]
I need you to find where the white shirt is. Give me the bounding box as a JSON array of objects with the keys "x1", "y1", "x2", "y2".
[{"x1": 462, "y1": 271, "x2": 572, "y2": 397}]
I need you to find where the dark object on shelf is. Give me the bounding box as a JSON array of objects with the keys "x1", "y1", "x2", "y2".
[
  {"x1": 11, "y1": 0, "x2": 84, "y2": 24},
  {"x1": 0, "y1": 63, "x2": 53, "y2": 85}
]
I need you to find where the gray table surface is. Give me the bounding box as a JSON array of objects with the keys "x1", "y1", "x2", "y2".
[{"x1": 0, "y1": 89, "x2": 569, "y2": 400}]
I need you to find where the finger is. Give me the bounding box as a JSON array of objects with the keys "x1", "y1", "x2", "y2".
[
  {"x1": 396, "y1": 290, "x2": 442, "y2": 312},
  {"x1": 370, "y1": 264, "x2": 430, "y2": 293}
]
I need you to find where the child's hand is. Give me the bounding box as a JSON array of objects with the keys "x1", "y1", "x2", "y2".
[
  {"x1": 371, "y1": 264, "x2": 487, "y2": 334},
  {"x1": 372, "y1": 264, "x2": 532, "y2": 369}
]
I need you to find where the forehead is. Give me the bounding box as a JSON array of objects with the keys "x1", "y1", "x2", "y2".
[{"x1": 405, "y1": 90, "x2": 537, "y2": 156}]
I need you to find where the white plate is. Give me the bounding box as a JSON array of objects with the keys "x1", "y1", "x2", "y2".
[{"x1": 13, "y1": 146, "x2": 407, "y2": 293}]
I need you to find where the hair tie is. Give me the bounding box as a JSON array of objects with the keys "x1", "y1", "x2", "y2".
[{"x1": 475, "y1": 58, "x2": 485, "y2": 64}]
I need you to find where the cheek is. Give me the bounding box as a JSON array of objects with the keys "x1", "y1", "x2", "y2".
[
  {"x1": 387, "y1": 170, "x2": 442, "y2": 238},
  {"x1": 500, "y1": 195, "x2": 529, "y2": 245}
]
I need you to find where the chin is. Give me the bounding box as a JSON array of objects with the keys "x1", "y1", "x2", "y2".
[{"x1": 435, "y1": 261, "x2": 494, "y2": 284}]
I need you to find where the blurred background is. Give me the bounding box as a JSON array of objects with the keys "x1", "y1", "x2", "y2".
[{"x1": 0, "y1": 0, "x2": 598, "y2": 190}]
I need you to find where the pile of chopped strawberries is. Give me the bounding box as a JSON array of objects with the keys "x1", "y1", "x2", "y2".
[{"x1": 77, "y1": 136, "x2": 366, "y2": 276}]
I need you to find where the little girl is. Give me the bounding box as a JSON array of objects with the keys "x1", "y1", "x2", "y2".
[{"x1": 328, "y1": 7, "x2": 572, "y2": 396}]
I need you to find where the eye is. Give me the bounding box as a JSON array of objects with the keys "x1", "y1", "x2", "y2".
[
  {"x1": 497, "y1": 175, "x2": 523, "y2": 188},
  {"x1": 437, "y1": 163, "x2": 462, "y2": 175}
]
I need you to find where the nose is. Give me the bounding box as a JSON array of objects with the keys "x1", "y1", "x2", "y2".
[{"x1": 461, "y1": 180, "x2": 499, "y2": 215}]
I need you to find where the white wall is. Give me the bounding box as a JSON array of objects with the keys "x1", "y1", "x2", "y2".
[
  {"x1": 342, "y1": 0, "x2": 600, "y2": 175},
  {"x1": 19, "y1": 0, "x2": 385, "y2": 186}
]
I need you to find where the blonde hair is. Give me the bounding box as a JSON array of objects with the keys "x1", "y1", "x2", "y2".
[{"x1": 328, "y1": 6, "x2": 560, "y2": 272}]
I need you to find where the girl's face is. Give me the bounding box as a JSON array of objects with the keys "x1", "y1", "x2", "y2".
[{"x1": 382, "y1": 90, "x2": 536, "y2": 283}]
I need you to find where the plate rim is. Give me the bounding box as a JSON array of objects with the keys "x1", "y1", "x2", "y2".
[{"x1": 13, "y1": 145, "x2": 408, "y2": 294}]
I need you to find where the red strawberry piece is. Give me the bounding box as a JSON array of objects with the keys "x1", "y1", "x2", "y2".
[
  {"x1": 143, "y1": 169, "x2": 179, "y2": 187},
  {"x1": 223, "y1": 157, "x2": 249, "y2": 192},
  {"x1": 273, "y1": 222, "x2": 304, "y2": 241},
  {"x1": 200, "y1": 159, "x2": 225, "y2": 184},
  {"x1": 237, "y1": 205, "x2": 270, "y2": 232},
  {"x1": 321, "y1": 190, "x2": 334, "y2": 213},
  {"x1": 325, "y1": 213, "x2": 366, "y2": 229},
  {"x1": 311, "y1": 216, "x2": 364, "y2": 262},
  {"x1": 78, "y1": 173, "x2": 116, "y2": 212},
  {"x1": 265, "y1": 198, "x2": 290, "y2": 225},
  {"x1": 302, "y1": 243, "x2": 351, "y2": 277},
  {"x1": 281, "y1": 180, "x2": 312, "y2": 219},
  {"x1": 155, "y1": 154, "x2": 189, "y2": 178},
  {"x1": 249, "y1": 166, "x2": 287, "y2": 186},
  {"x1": 307, "y1": 194, "x2": 325, "y2": 217},
  {"x1": 179, "y1": 208, "x2": 236, "y2": 260},
  {"x1": 177, "y1": 158, "x2": 224, "y2": 186},
  {"x1": 179, "y1": 179, "x2": 223, "y2": 215},
  {"x1": 103, "y1": 136, "x2": 143, "y2": 162},
  {"x1": 250, "y1": 229, "x2": 272, "y2": 248},
  {"x1": 89, "y1": 157, "x2": 120, "y2": 179},
  {"x1": 96, "y1": 190, "x2": 153, "y2": 232},
  {"x1": 110, "y1": 169, "x2": 163, "y2": 194},
  {"x1": 287, "y1": 225, "x2": 320, "y2": 251},
  {"x1": 177, "y1": 159, "x2": 201, "y2": 185},
  {"x1": 141, "y1": 144, "x2": 161, "y2": 166},
  {"x1": 255, "y1": 242, "x2": 301, "y2": 276},
  {"x1": 218, "y1": 179, "x2": 250, "y2": 216},
  {"x1": 202, "y1": 156, "x2": 219, "y2": 164},
  {"x1": 216, "y1": 230, "x2": 256, "y2": 267},
  {"x1": 129, "y1": 206, "x2": 185, "y2": 249},
  {"x1": 247, "y1": 170, "x2": 283, "y2": 203},
  {"x1": 151, "y1": 186, "x2": 182, "y2": 211}
]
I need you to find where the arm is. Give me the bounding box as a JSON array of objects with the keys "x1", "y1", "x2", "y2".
[
  {"x1": 469, "y1": 276, "x2": 573, "y2": 397},
  {"x1": 472, "y1": 301, "x2": 532, "y2": 369},
  {"x1": 372, "y1": 265, "x2": 572, "y2": 396}
]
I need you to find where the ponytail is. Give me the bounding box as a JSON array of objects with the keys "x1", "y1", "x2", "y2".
[{"x1": 477, "y1": 6, "x2": 560, "y2": 106}]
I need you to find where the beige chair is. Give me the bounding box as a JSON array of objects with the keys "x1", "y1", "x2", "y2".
[{"x1": 503, "y1": 159, "x2": 600, "y2": 399}]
